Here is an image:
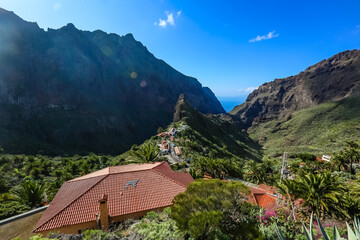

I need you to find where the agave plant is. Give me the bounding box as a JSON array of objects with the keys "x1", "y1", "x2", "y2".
[
  {"x1": 276, "y1": 212, "x2": 360, "y2": 240},
  {"x1": 347, "y1": 217, "x2": 360, "y2": 240}
]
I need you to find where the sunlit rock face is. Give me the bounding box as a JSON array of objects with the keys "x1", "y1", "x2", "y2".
[
  {"x1": 0, "y1": 8, "x2": 224, "y2": 155},
  {"x1": 230, "y1": 50, "x2": 360, "y2": 128}
]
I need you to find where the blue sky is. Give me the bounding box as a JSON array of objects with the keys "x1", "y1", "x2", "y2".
[{"x1": 1, "y1": 0, "x2": 360, "y2": 105}]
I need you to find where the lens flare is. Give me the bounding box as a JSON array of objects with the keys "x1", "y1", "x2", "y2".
[{"x1": 130, "y1": 72, "x2": 137, "y2": 79}]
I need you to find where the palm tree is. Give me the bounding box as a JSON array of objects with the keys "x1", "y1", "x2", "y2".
[
  {"x1": 12, "y1": 180, "x2": 45, "y2": 208},
  {"x1": 333, "y1": 141, "x2": 360, "y2": 174},
  {"x1": 343, "y1": 140, "x2": 360, "y2": 174},
  {"x1": 295, "y1": 172, "x2": 346, "y2": 218},
  {"x1": 80, "y1": 161, "x2": 91, "y2": 176},
  {"x1": 331, "y1": 151, "x2": 348, "y2": 172},
  {"x1": 244, "y1": 160, "x2": 265, "y2": 184},
  {"x1": 129, "y1": 142, "x2": 161, "y2": 163}
]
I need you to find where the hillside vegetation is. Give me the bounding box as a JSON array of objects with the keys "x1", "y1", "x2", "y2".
[
  {"x1": 249, "y1": 94, "x2": 360, "y2": 156},
  {"x1": 172, "y1": 95, "x2": 262, "y2": 160}
]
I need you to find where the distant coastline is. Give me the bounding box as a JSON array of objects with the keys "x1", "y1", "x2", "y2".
[{"x1": 218, "y1": 96, "x2": 247, "y2": 112}]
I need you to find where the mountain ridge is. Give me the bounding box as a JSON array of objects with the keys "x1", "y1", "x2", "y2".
[
  {"x1": 172, "y1": 94, "x2": 262, "y2": 160},
  {"x1": 0, "y1": 8, "x2": 224, "y2": 155},
  {"x1": 230, "y1": 49, "x2": 360, "y2": 155},
  {"x1": 230, "y1": 49, "x2": 360, "y2": 128}
]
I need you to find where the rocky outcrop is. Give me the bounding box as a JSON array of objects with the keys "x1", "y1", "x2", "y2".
[
  {"x1": 0, "y1": 8, "x2": 224, "y2": 154},
  {"x1": 230, "y1": 50, "x2": 360, "y2": 127}
]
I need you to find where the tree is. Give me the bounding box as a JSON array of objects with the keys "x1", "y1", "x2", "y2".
[
  {"x1": 80, "y1": 161, "x2": 90, "y2": 175},
  {"x1": 0, "y1": 201, "x2": 30, "y2": 220},
  {"x1": 157, "y1": 127, "x2": 164, "y2": 134},
  {"x1": 244, "y1": 160, "x2": 266, "y2": 184},
  {"x1": 333, "y1": 141, "x2": 360, "y2": 174},
  {"x1": 12, "y1": 180, "x2": 45, "y2": 208},
  {"x1": 343, "y1": 141, "x2": 360, "y2": 175},
  {"x1": 0, "y1": 177, "x2": 10, "y2": 194},
  {"x1": 331, "y1": 151, "x2": 348, "y2": 172},
  {"x1": 279, "y1": 172, "x2": 347, "y2": 219},
  {"x1": 171, "y1": 179, "x2": 263, "y2": 240},
  {"x1": 191, "y1": 157, "x2": 243, "y2": 179},
  {"x1": 129, "y1": 142, "x2": 161, "y2": 163}
]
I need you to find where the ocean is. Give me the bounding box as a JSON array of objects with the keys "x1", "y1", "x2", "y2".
[{"x1": 217, "y1": 96, "x2": 247, "y2": 113}]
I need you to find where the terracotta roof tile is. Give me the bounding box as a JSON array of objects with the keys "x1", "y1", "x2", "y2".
[
  {"x1": 254, "y1": 193, "x2": 277, "y2": 209},
  {"x1": 69, "y1": 162, "x2": 164, "y2": 182},
  {"x1": 247, "y1": 187, "x2": 277, "y2": 209},
  {"x1": 34, "y1": 162, "x2": 193, "y2": 232}
]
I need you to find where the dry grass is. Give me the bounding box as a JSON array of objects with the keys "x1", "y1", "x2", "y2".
[{"x1": 0, "y1": 211, "x2": 44, "y2": 240}]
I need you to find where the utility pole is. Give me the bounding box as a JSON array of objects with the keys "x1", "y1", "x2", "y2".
[{"x1": 280, "y1": 152, "x2": 288, "y2": 183}]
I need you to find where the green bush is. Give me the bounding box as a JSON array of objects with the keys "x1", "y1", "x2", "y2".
[
  {"x1": 0, "y1": 201, "x2": 30, "y2": 220},
  {"x1": 136, "y1": 208, "x2": 184, "y2": 240},
  {"x1": 171, "y1": 179, "x2": 263, "y2": 239}
]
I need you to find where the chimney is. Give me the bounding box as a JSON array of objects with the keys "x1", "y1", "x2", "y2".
[{"x1": 98, "y1": 194, "x2": 109, "y2": 231}]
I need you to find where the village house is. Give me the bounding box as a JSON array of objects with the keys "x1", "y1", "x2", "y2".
[
  {"x1": 223, "y1": 178, "x2": 279, "y2": 210},
  {"x1": 247, "y1": 184, "x2": 278, "y2": 209},
  {"x1": 174, "y1": 146, "x2": 182, "y2": 156},
  {"x1": 33, "y1": 162, "x2": 193, "y2": 235}
]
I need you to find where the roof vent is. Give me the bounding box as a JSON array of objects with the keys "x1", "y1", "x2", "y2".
[{"x1": 125, "y1": 179, "x2": 140, "y2": 189}]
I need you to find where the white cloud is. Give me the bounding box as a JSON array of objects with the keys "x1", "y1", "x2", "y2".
[
  {"x1": 155, "y1": 11, "x2": 180, "y2": 28},
  {"x1": 53, "y1": 2, "x2": 62, "y2": 11},
  {"x1": 246, "y1": 87, "x2": 257, "y2": 92},
  {"x1": 167, "y1": 13, "x2": 174, "y2": 26},
  {"x1": 237, "y1": 87, "x2": 258, "y2": 94},
  {"x1": 249, "y1": 31, "x2": 279, "y2": 43},
  {"x1": 158, "y1": 19, "x2": 167, "y2": 27}
]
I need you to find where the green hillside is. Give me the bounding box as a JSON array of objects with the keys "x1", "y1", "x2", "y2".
[
  {"x1": 172, "y1": 95, "x2": 262, "y2": 161},
  {"x1": 249, "y1": 94, "x2": 360, "y2": 156}
]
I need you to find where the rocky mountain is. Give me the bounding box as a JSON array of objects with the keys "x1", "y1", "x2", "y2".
[
  {"x1": 230, "y1": 50, "x2": 360, "y2": 156},
  {"x1": 173, "y1": 95, "x2": 262, "y2": 160},
  {"x1": 0, "y1": 8, "x2": 224, "y2": 154},
  {"x1": 230, "y1": 50, "x2": 360, "y2": 127}
]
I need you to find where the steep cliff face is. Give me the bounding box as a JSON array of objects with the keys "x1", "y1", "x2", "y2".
[
  {"x1": 230, "y1": 50, "x2": 360, "y2": 127},
  {"x1": 0, "y1": 8, "x2": 224, "y2": 154}
]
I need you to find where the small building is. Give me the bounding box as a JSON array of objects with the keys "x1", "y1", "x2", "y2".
[
  {"x1": 160, "y1": 141, "x2": 169, "y2": 150},
  {"x1": 248, "y1": 184, "x2": 277, "y2": 210},
  {"x1": 174, "y1": 146, "x2": 182, "y2": 156},
  {"x1": 157, "y1": 132, "x2": 169, "y2": 138},
  {"x1": 33, "y1": 162, "x2": 193, "y2": 235},
  {"x1": 322, "y1": 155, "x2": 331, "y2": 162}
]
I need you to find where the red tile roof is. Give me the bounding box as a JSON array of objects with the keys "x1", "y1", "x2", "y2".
[
  {"x1": 253, "y1": 193, "x2": 277, "y2": 209},
  {"x1": 248, "y1": 186, "x2": 277, "y2": 210},
  {"x1": 34, "y1": 162, "x2": 193, "y2": 233}
]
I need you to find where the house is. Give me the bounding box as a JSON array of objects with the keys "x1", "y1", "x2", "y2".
[
  {"x1": 247, "y1": 184, "x2": 278, "y2": 210},
  {"x1": 174, "y1": 146, "x2": 182, "y2": 156},
  {"x1": 160, "y1": 141, "x2": 169, "y2": 151},
  {"x1": 33, "y1": 162, "x2": 193, "y2": 235},
  {"x1": 322, "y1": 155, "x2": 331, "y2": 162},
  {"x1": 316, "y1": 155, "x2": 332, "y2": 162}
]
